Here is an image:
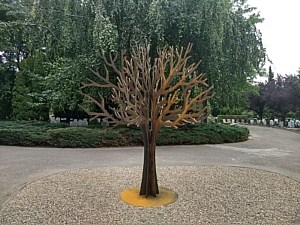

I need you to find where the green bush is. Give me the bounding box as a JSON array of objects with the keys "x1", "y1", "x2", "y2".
[
  {"x1": 46, "y1": 127, "x2": 123, "y2": 148},
  {"x1": 0, "y1": 121, "x2": 249, "y2": 148},
  {"x1": 0, "y1": 128, "x2": 48, "y2": 146}
]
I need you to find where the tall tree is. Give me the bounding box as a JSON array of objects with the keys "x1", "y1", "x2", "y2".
[
  {"x1": 246, "y1": 83, "x2": 267, "y2": 120},
  {"x1": 80, "y1": 44, "x2": 212, "y2": 196},
  {"x1": 21, "y1": 0, "x2": 96, "y2": 118},
  {"x1": 0, "y1": 0, "x2": 29, "y2": 119},
  {"x1": 146, "y1": 0, "x2": 265, "y2": 114},
  {"x1": 260, "y1": 74, "x2": 300, "y2": 121},
  {"x1": 268, "y1": 66, "x2": 274, "y2": 82},
  {"x1": 2, "y1": 0, "x2": 265, "y2": 120},
  {"x1": 11, "y1": 52, "x2": 49, "y2": 120}
]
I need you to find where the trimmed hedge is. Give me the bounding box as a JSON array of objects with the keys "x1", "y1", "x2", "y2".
[{"x1": 0, "y1": 121, "x2": 249, "y2": 148}]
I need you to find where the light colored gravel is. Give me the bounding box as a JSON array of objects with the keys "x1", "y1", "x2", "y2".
[{"x1": 0, "y1": 166, "x2": 299, "y2": 225}]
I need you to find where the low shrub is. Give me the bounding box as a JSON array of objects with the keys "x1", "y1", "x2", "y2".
[
  {"x1": 46, "y1": 127, "x2": 123, "y2": 148},
  {"x1": 0, "y1": 121, "x2": 249, "y2": 148}
]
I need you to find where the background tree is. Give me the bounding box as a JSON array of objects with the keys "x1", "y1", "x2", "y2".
[
  {"x1": 80, "y1": 44, "x2": 212, "y2": 197},
  {"x1": 5, "y1": 0, "x2": 103, "y2": 121},
  {"x1": 246, "y1": 83, "x2": 267, "y2": 120},
  {"x1": 11, "y1": 53, "x2": 49, "y2": 120},
  {"x1": 268, "y1": 66, "x2": 274, "y2": 82},
  {"x1": 246, "y1": 66, "x2": 274, "y2": 120},
  {"x1": 0, "y1": 0, "x2": 266, "y2": 120},
  {"x1": 264, "y1": 74, "x2": 300, "y2": 121},
  {"x1": 0, "y1": 59, "x2": 14, "y2": 119},
  {"x1": 0, "y1": 0, "x2": 29, "y2": 119},
  {"x1": 247, "y1": 69, "x2": 300, "y2": 121},
  {"x1": 146, "y1": 0, "x2": 265, "y2": 115}
]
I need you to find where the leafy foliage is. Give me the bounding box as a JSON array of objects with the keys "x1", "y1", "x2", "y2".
[
  {"x1": 264, "y1": 75, "x2": 300, "y2": 119},
  {"x1": 247, "y1": 71, "x2": 300, "y2": 120},
  {"x1": 0, "y1": 65, "x2": 14, "y2": 119},
  {"x1": 11, "y1": 53, "x2": 49, "y2": 120},
  {"x1": 11, "y1": 70, "x2": 33, "y2": 120},
  {"x1": 0, "y1": 0, "x2": 28, "y2": 119},
  {"x1": 1, "y1": 0, "x2": 266, "y2": 120},
  {"x1": 246, "y1": 83, "x2": 267, "y2": 120}
]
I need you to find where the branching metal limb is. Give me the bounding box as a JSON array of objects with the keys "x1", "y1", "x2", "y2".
[{"x1": 154, "y1": 44, "x2": 212, "y2": 129}]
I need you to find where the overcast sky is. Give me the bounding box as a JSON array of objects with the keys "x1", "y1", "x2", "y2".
[{"x1": 247, "y1": 0, "x2": 300, "y2": 75}]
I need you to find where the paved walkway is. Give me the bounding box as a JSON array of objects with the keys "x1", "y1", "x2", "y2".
[{"x1": 0, "y1": 125, "x2": 299, "y2": 223}]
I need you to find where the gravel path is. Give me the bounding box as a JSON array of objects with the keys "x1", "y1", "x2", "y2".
[{"x1": 0, "y1": 166, "x2": 299, "y2": 225}]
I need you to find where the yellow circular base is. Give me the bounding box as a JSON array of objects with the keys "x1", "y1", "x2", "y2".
[{"x1": 120, "y1": 187, "x2": 178, "y2": 207}]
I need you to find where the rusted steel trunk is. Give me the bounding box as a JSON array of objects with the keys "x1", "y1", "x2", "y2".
[{"x1": 140, "y1": 124, "x2": 159, "y2": 197}]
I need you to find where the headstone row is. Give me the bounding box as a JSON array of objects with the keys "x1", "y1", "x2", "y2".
[
  {"x1": 49, "y1": 117, "x2": 110, "y2": 127},
  {"x1": 237, "y1": 118, "x2": 300, "y2": 128},
  {"x1": 50, "y1": 116, "x2": 89, "y2": 126}
]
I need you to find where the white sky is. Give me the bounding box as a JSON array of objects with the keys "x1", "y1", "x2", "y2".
[{"x1": 247, "y1": 0, "x2": 300, "y2": 75}]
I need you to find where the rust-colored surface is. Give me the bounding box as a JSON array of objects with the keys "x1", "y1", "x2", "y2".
[
  {"x1": 120, "y1": 187, "x2": 178, "y2": 207},
  {"x1": 81, "y1": 44, "x2": 212, "y2": 197}
]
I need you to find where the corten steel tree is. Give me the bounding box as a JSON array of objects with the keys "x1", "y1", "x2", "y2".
[{"x1": 80, "y1": 44, "x2": 212, "y2": 197}]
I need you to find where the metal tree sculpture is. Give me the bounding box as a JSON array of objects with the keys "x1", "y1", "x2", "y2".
[{"x1": 80, "y1": 44, "x2": 212, "y2": 197}]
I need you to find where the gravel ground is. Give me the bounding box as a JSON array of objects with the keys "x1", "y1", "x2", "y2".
[{"x1": 0, "y1": 166, "x2": 299, "y2": 225}]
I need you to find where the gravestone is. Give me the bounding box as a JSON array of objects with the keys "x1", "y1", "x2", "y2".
[
  {"x1": 50, "y1": 116, "x2": 56, "y2": 124},
  {"x1": 102, "y1": 118, "x2": 109, "y2": 127},
  {"x1": 289, "y1": 120, "x2": 295, "y2": 128},
  {"x1": 70, "y1": 119, "x2": 78, "y2": 126},
  {"x1": 77, "y1": 119, "x2": 89, "y2": 126},
  {"x1": 279, "y1": 121, "x2": 284, "y2": 127}
]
